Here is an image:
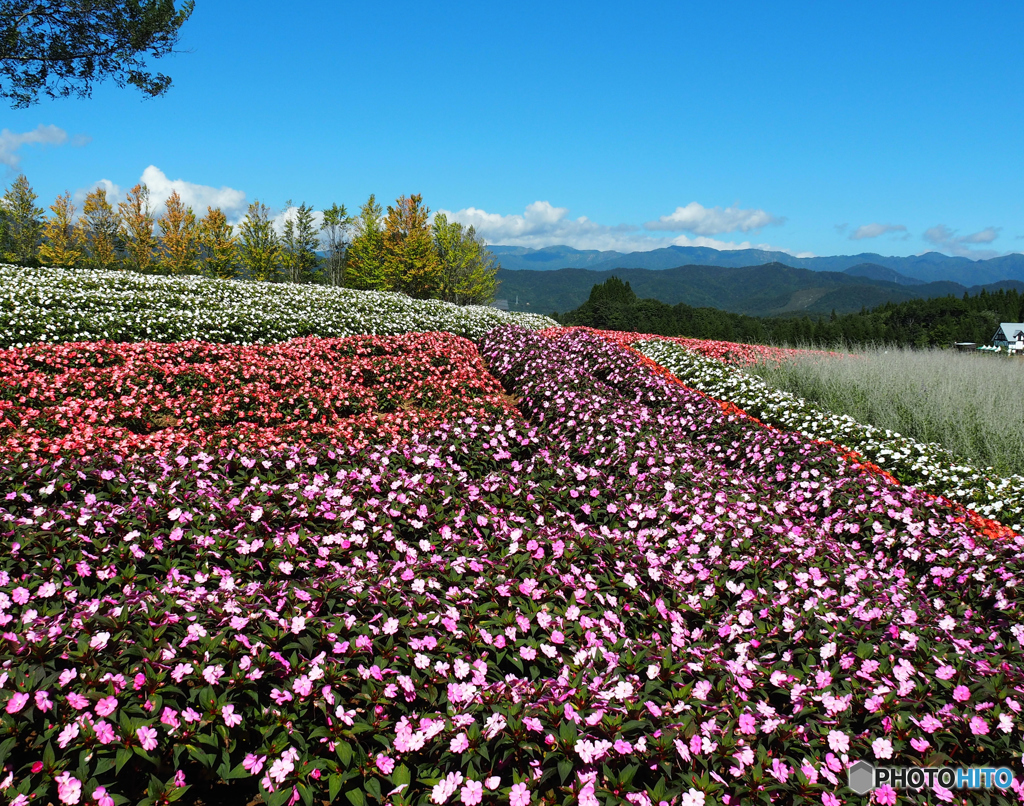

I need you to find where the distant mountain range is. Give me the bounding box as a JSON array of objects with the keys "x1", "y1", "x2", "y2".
[
  {"x1": 493, "y1": 261, "x2": 1024, "y2": 318},
  {"x1": 488, "y1": 244, "x2": 1024, "y2": 287}
]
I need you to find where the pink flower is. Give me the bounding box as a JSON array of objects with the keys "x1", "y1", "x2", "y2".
[
  {"x1": 5, "y1": 692, "x2": 29, "y2": 713},
  {"x1": 222, "y1": 704, "x2": 242, "y2": 728},
  {"x1": 738, "y1": 713, "x2": 757, "y2": 735},
  {"x1": 94, "y1": 721, "x2": 116, "y2": 745},
  {"x1": 95, "y1": 696, "x2": 117, "y2": 716},
  {"x1": 293, "y1": 675, "x2": 313, "y2": 697},
  {"x1": 485, "y1": 777, "x2": 500, "y2": 790},
  {"x1": 510, "y1": 782, "x2": 531, "y2": 806},
  {"x1": 57, "y1": 722, "x2": 80, "y2": 749},
  {"x1": 935, "y1": 665, "x2": 956, "y2": 680},
  {"x1": 872, "y1": 737, "x2": 893, "y2": 759},
  {"x1": 874, "y1": 784, "x2": 897, "y2": 805},
  {"x1": 910, "y1": 737, "x2": 930, "y2": 752},
  {"x1": 461, "y1": 780, "x2": 483, "y2": 806},
  {"x1": 450, "y1": 733, "x2": 470, "y2": 753},
  {"x1": 160, "y1": 707, "x2": 180, "y2": 730},
  {"x1": 952, "y1": 685, "x2": 971, "y2": 702},
  {"x1": 918, "y1": 714, "x2": 943, "y2": 733},
  {"x1": 827, "y1": 730, "x2": 849, "y2": 754},
  {"x1": 822, "y1": 795, "x2": 840, "y2": 806},
  {"x1": 93, "y1": 786, "x2": 115, "y2": 806},
  {"x1": 243, "y1": 753, "x2": 267, "y2": 775},
  {"x1": 970, "y1": 716, "x2": 989, "y2": 735},
  {"x1": 376, "y1": 754, "x2": 395, "y2": 775},
  {"x1": 55, "y1": 771, "x2": 82, "y2": 804},
  {"x1": 34, "y1": 690, "x2": 53, "y2": 712},
  {"x1": 137, "y1": 725, "x2": 159, "y2": 751}
]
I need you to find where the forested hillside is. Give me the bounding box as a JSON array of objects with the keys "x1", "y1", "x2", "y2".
[{"x1": 558, "y1": 276, "x2": 1024, "y2": 347}]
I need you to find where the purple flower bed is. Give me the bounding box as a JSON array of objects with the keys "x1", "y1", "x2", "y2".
[{"x1": 0, "y1": 325, "x2": 1021, "y2": 806}]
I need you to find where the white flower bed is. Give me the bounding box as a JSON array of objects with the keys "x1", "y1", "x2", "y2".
[
  {"x1": 0, "y1": 264, "x2": 556, "y2": 346},
  {"x1": 638, "y1": 338, "x2": 1024, "y2": 531}
]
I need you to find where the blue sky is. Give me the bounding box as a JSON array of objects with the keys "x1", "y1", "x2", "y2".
[{"x1": 3, "y1": 0, "x2": 1023, "y2": 259}]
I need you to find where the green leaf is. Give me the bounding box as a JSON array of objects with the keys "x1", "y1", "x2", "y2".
[
  {"x1": 329, "y1": 775, "x2": 344, "y2": 803},
  {"x1": 115, "y1": 747, "x2": 134, "y2": 774},
  {"x1": 0, "y1": 736, "x2": 16, "y2": 769},
  {"x1": 557, "y1": 758, "x2": 573, "y2": 784},
  {"x1": 336, "y1": 741, "x2": 353, "y2": 767},
  {"x1": 345, "y1": 789, "x2": 366, "y2": 806},
  {"x1": 366, "y1": 778, "x2": 383, "y2": 801},
  {"x1": 266, "y1": 788, "x2": 292, "y2": 806},
  {"x1": 392, "y1": 764, "x2": 412, "y2": 788}
]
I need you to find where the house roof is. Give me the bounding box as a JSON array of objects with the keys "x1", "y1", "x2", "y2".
[{"x1": 993, "y1": 323, "x2": 1024, "y2": 341}]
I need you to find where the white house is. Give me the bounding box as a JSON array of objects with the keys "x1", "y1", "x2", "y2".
[{"x1": 992, "y1": 322, "x2": 1024, "y2": 351}]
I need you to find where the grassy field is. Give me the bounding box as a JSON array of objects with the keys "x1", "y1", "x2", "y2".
[{"x1": 747, "y1": 344, "x2": 1024, "y2": 476}]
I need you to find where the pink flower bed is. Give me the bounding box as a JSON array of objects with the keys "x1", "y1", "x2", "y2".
[{"x1": 0, "y1": 326, "x2": 1020, "y2": 806}]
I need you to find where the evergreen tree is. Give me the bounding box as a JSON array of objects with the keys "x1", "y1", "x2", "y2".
[
  {"x1": 320, "y1": 203, "x2": 352, "y2": 287},
  {"x1": 345, "y1": 195, "x2": 386, "y2": 290},
  {"x1": 382, "y1": 193, "x2": 439, "y2": 298},
  {"x1": 280, "y1": 201, "x2": 320, "y2": 283},
  {"x1": 197, "y1": 206, "x2": 238, "y2": 280},
  {"x1": 1, "y1": 174, "x2": 44, "y2": 266},
  {"x1": 237, "y1": 200, "x2": 281, "y2": 282},
  {"x1": 118, "y1": 183, "x2": 157, "y2": 273},
  {"x1": 432, "y1": 213, "x2": 499, "y2": 305},
  {"x1": 157, "y1": 190, "x2": 198, "y2": 274},
  {"x1": 38, "y1": 190, "x2": 83, "y2": 268},
  {"x1": 80, "y1": 187, "x2": 120, "y2": 270}
]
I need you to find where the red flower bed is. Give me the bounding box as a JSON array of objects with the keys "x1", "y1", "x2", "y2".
[
  {"x1": 0, "y1": 332, "x2": 519, "y2": 460},
  {"x1": 541, "y1": 325, "x2": 835, "y2": 365}
]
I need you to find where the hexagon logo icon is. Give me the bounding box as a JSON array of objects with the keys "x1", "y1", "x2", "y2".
[{"x1": 848, "y1": 760, "x2": 876, "y2": 794}]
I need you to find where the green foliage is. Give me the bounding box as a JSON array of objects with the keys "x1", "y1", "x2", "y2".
[
  {"x1": 320, "y1": 203, "x2": 353, "y2": 287},
  {"x1": 345, "y1": 195, "x2": 386, "y2": 291},
  {"x1": 0, "y1": 174, "x2": 43, "y2": 266},
  {"x1": 238, "y1": 200, "x2": 282, "y2": 283},
  {"x1": 280, "y1": 201, "x2": 320, "y2": 284},
  {"x1": 0, "y1": 0, "x2": 196, "y2": 107},
  {"x1": 432, "y1": 213, "x2": 499, "y2": 305},
  {"x1": 382, "y1": 194, "x2": 439, "y2": 298},
  {"x1": 560, "y1": 281, "x2": 1024, "y2": 350}
]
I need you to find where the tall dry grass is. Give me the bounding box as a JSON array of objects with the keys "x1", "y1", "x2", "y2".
[{"x1": 748, "y1": 345, "x2": 1024, "y2": 476}]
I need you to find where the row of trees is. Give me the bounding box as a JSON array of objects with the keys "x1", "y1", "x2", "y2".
[
  {"x1": 558, "y1": 276, "x2": 1024, "y2": 349},
  {"x1": 0, "y1": 174, "x2": 499, "y2": 304}
]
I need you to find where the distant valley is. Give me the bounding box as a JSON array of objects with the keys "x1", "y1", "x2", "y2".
[
  {"x1": 489, "y1": 244, "x2": 1024, "y2": 288},
  {"x1": 492, "y1": 260, "x2": 1024, "y2": 318}
]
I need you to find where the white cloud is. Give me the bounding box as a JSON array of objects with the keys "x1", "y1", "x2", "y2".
[
  {"x1": 849, "y1": 222, "x2": 908, "y2": 240},
  {"x1": 139, "y1": 166, "x2": 248, "y2": 222},
  {"x1": 644, "y1": 201, "x2": 785, "y2": 235},
  {"x1": 923, "y1": 224, "x2": 1002, "y2": 258},
  {"x1": 440, "y1": 200, "x2": 807, "y2": 255},
  {"x1": 0, "y1": 124, "x2": 86, "y2": 171},
  {"x1": 271, "y1": 205, "x2": 325, "y2": 237},
  {"x1": 72, "y1": 178, "x2": 125, "y2": 209},
  {"x1": 72, "y1": 165, "x2": 249, "y2": 223}
]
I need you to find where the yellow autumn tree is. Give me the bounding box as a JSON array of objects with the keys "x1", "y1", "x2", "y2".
[
  {"x1": 198, "y1": 206, "x2": 238, "y2": 279},
  {"x1": 157, "y1": 190, "x2": 198, "y2": 275},
  {"x1": 38, "y1": 191, "x2": 83, "y2": 268},
  {"x1": 81, "y1": 187, "x2": 120, "y2": 270},
  {"x1": 382, "y1": 193, "x2": 440, "y2": 298},
  {"x1": 118, "y1": 183, "x2": 157, "y2": 273}
]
